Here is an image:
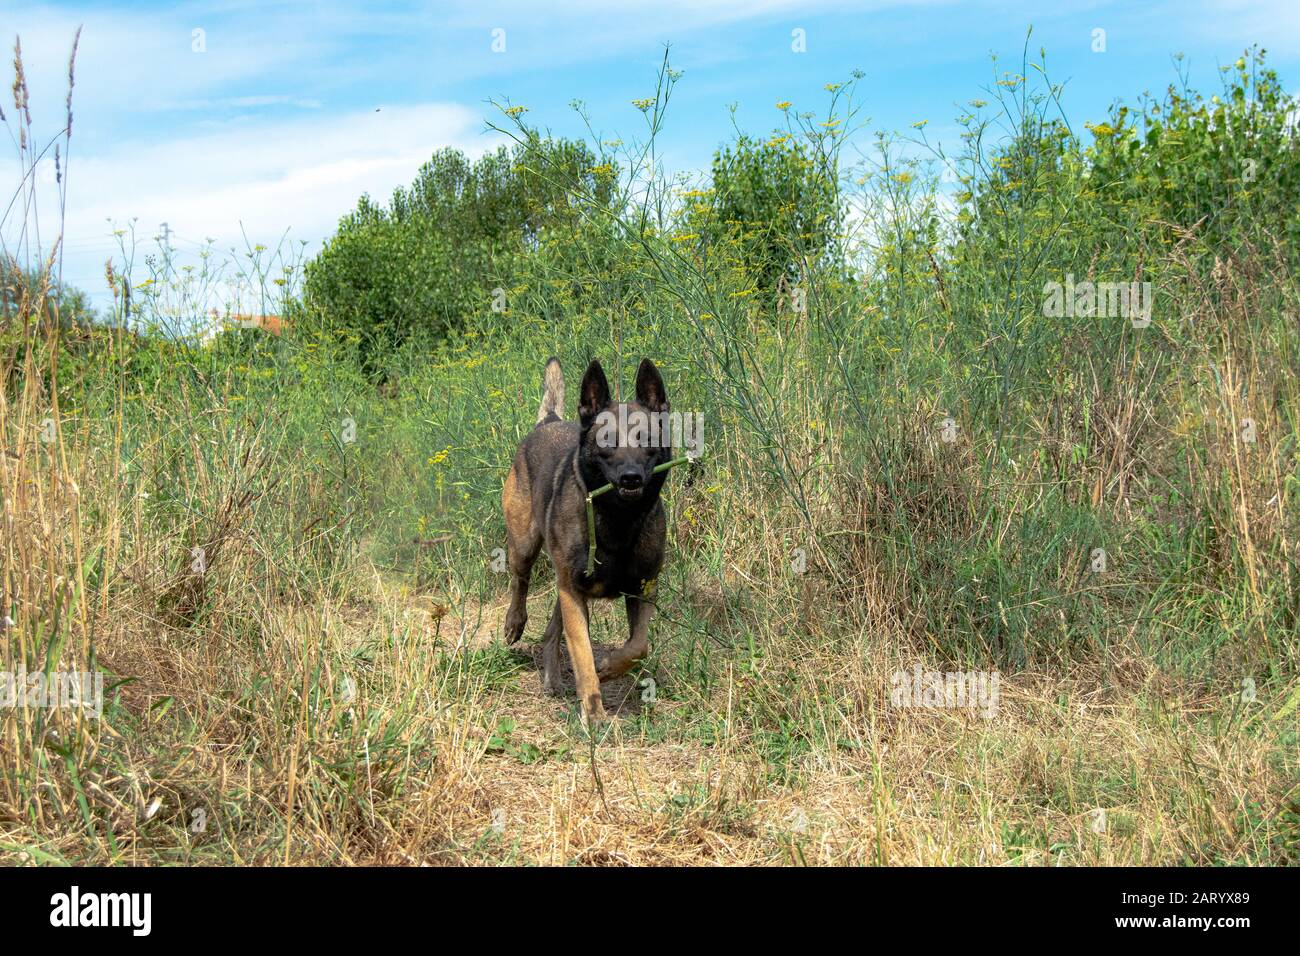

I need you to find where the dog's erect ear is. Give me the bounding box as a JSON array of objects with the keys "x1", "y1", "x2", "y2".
[
  {"x1": 578, "y1": 359, "x2": 611, "y2": 425},
  {"x1": 635, "y1": 358, "x2": 668, "y2": 413}
]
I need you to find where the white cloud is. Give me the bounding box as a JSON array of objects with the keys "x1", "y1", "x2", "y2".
[
  {"x1": 1, "y1": 4, "x2": 331, "y2": 131},
  {"x1": 1182, "y1": 0, "x2": 1300, "y2": 49},
  {"x1": 150, "y1": 95, "x2": 325, "y2": 112},
  {"x1": 8, "y1": 100, "x2": 505, "y2": 307}
]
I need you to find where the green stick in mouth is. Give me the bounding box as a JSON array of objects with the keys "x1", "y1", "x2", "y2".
[{"x1": 586, "y1": 455, "x2": 694, "y2": 575}]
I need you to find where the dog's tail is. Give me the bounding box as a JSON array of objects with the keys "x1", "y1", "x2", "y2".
[{"x1": 535, "y1": 357, "x2": 565, "y2": 425}]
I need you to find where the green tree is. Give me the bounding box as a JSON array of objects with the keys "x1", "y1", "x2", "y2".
[
  {"x1": 1085, "y1": 48, "x2": 1300, "y2": 253},
  {"x1": 304, "y1": 136, "x2": 613, "y2": 374},
  {"x1": 696, "y1": 134, "x2": 840, "y2": 293}
]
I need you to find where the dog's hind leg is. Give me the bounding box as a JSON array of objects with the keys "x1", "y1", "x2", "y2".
[
  {"x1": 502, "y1": 465, "x2": 540, "y2": 645},
  {"x1": 504, "y1": 544, "x2": 538, "y2": 645},
  {"x1": 597, "y1": 594, "x2": 652, "y2": 681},
  {"x1": 540, "y1": 599, "x2": 564, "y2": 695}
]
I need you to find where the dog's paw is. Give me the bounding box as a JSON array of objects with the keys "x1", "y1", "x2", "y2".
[
  {"x1": 503, "y1": 616, "x2": 526, "y2": 645},
  {"x1": 595, "y1": 653, "x2": 625, "y2": 682},
  {"x1": 542, "y1": 673, "x2": 565, "y2": 697},
  {"x1": 579, "y1": 695, "x2": 609, "y2": 729}
]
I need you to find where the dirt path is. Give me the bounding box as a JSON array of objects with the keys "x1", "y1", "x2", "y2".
[{"x1": 370, "y1": 582, "x2": 796, "y2": 864}]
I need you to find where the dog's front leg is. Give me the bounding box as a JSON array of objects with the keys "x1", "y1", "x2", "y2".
[
  {"x1": 557, "y1": 583, "x2": 607, "y2": 726},
  {"x1": 598, "y1": 594, "x2": 651, "y2": 681}
]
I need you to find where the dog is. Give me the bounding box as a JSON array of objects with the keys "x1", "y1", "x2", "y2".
[{"x1": 502, "y1": 357, "x2": 672, "y2": 725}]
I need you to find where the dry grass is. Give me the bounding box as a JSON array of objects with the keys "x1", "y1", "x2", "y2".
[{"x1": 3, "y1": 541, "x2": 1292, "y2": 866}]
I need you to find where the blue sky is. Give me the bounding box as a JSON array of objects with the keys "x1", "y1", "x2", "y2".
[{"x1": 3, "y1": 0, "x2": 1298, "y2": 309}]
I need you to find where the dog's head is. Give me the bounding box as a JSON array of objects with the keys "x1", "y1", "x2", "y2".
[{"x1": 578, "y1": 358, "x2": 672, "y2": 504}]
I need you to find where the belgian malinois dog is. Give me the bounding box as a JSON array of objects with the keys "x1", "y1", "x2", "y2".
[{"x1": 502, "y1": 357, "x2": 672, "y2": 725}]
